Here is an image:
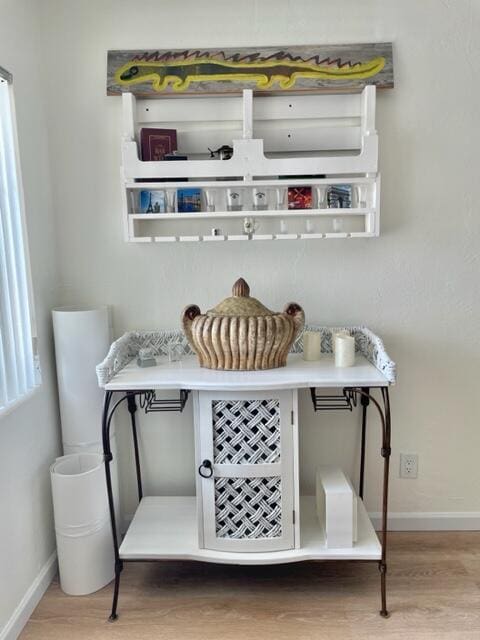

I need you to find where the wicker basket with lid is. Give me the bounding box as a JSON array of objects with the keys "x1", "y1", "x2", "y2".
[{"x1": 182, "y1": 278, "x2": 304, "y2": 371}]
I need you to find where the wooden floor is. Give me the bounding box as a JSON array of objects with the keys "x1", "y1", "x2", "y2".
[{"x1": 20, "y1": 532, "x2": 480, "y2": 640}]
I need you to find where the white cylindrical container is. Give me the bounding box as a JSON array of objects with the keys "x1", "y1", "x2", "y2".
[
  {"x1": 56, "y1": 520, "x2": 114, "y2": 596},
  {"x1": 63, "y1": 433, "x2": 121, "y2": 533},
  {"x1": 303, "y1": 331, "x2": 321, "y2": 361},
  {"x1": 335, "y1": 335, "x2": 355, "y2": 367},
  {"x1": 51, "y1": 453, "x2": 114, "y2": 595},
  {"x1": 52, "y1": 306, "x2": 111, "y2": 447}
]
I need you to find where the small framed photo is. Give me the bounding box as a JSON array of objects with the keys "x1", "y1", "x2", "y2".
[
  {"x1": 288, "y1": 186, "x2": 312, "y2": 210},
  {"x1": 140, "y1": 190, "x2": 166, "y2": 213},
  {"x1": 327, "y1": 184, "x2": 352, "y2": 208},
  {"x1": 177, "y1": 188, "x2": 202, "y2": 213}
]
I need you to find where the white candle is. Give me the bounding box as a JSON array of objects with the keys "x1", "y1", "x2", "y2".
[
  {"x1": 303, "y1": 331, "x2": 321, "y2": 361},
  {"x1": 335, "y1": 335, "x2": 355, "y2": 367},
  {"x1": 331, "y1": 329, "x2": 349, "y2": 353}
]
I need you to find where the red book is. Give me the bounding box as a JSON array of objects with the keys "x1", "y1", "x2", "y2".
[{"x1": 140, "y1": 128, "x2": 177, "y2": 161}]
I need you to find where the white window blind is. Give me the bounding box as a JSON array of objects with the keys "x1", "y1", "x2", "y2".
[{"x1": 0, "y1": 71, "x2": 40, "y2": 412}]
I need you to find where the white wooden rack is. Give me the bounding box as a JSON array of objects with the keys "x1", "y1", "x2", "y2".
[{"x1": 121, "y1": 87, "x2": 381, "y2": 243}]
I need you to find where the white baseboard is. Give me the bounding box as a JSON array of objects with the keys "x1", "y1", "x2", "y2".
[
  {"x1": 0, "y1": 551, "x2": 57, "y2": 640},
  {"x1": 369, "y1": 512, "x2": 480, "y2": 531}
]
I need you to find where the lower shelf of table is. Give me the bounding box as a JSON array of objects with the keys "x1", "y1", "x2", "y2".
[{"x1": 120, "y1": 496, "x2": 381, "y2": 564}]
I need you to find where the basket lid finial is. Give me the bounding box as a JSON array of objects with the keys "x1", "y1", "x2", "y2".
[{"x1": 232, "y1": 278, "x2": 250, "y2": 298}]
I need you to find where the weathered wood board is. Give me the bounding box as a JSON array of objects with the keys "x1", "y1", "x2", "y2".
[{"x1": 107, "y1": 43, "x2": 393, "y2": 98}]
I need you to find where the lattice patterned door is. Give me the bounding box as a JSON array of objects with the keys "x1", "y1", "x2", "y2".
[{"x1": 198, "y1": 390, "x2": 295, "y2": 552}]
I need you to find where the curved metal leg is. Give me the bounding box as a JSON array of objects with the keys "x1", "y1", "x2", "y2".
[
  {"x1": 359, "y1": 387, "x2": 369, "y2": 500},
  {"x1": 102, "y1": 390, "x2": 124, "y2": 622},
  {"x1": 127, "y1": 393, "x2": 143, "y2": 501},
  {"x1": 109, "y1": 565, "x2": 122, "y2": 622},
  {"x1": 379, "y1": 387, "x2": 391, "y2": 618},
  {"x1": 345, "y1": 386, "x2": 391, "y2": 618}
]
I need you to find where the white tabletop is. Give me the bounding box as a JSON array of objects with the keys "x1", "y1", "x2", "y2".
[{"x1": 104, "y1": 353, "x2": 390, "y2": 391}]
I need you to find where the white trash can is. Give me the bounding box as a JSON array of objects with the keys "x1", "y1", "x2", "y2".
[{"x1": 51, "y1": 453, "x2": 115, "y2": 595}]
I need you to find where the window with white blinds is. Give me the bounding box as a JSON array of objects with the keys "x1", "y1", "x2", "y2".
[{"x1": 0, "y1": 69, "x2": 40, "y2": 413}]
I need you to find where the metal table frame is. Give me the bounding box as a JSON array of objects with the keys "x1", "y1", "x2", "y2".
[{"x1": 102, "y1": 384, "x2": 391, "y2": 621}]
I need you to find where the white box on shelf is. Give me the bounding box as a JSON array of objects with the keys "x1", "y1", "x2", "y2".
[{"x1": 316, "y1": 466, "x2": 358, "y2": 549}]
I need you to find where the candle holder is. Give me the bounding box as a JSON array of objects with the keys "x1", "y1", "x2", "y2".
[
  {"x1": 167, "y1": 339, "x2": 183, "y2": 363},
  {"x1": 275, "y1": 187, "x2": 287, "y2": 210},
  {"x1": 227, "y1": 188, "x2": 243, "y2": 211},
  {"x1": 204, "y1": 188, "x2": 216, "y2": 212},
  {"x1": 165, "y1": 189, "x2": 177, "y2": 213},
  {"x1": 315, "y1": 185, "x2": 327, "y2": 209},
  {"x1": 137, "y1": 347, "x2": 157, "y2": 368},
  {"x1": 252, "y1": 188, "x2": 268, "y2": 211}
]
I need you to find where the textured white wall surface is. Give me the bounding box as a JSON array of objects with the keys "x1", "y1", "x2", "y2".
[
  {"x1": 0, "y1": 0, "x2": 61, "y2": 633},
  {"x1": 37, "y1": 0, "x2": 480, "y2": 521}
]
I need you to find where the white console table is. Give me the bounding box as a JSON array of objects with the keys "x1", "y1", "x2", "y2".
[{"x1": 99, "y1": 332, "x2": 393, "y2": 621}]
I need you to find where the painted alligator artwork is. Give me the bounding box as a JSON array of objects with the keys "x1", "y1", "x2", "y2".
[{"x1": 107, "y1": 44, "x2": 393, "y2": 97}]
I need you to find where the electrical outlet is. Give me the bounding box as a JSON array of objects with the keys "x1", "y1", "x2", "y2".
[{"x1": 400, "y1": 453, "x2": 418, "y2": 479}]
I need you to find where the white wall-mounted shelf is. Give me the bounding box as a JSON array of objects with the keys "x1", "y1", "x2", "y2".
[{"x1": 120, "y1": 87, "x2": 381, "y2": 243}]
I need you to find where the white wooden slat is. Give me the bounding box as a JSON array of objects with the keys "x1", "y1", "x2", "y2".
[
  {"x1": 154, "y1": 236, "x2": 177, "y2": 242},
  {"x1": 227, "y1": 235, "x2": 249, "y2": 241},
  {"x1": 132, "y1": 236, "x2": 153, "y2": 243},
  {"x1": 361, "y1": 85, "x2": 376, "y2": 134},
  {"x1": 214, "y1": 463, "x2": 282, "y2": 478},
  {"x1": 300, "y1": 233, "x2": 325, "y2": 239},
  {"x1": 122, "y1": 93, "x2": 136, "y2": 140},
  {"x1": 324, "y1": 232, "x2": 349, "y2": 238},
  {"x1": 259, "y1": 124, "x2": 361, "y2": 152},
  {"x1": 163, "y1": 122, "x2": 361, "y2": 155},
  {"x1": 179, "y1": 235, "x2": 201, "y2": 242},
  {"x1": 254, "y1": 92, "x2": 362, "y2": 120},
  {"x1": 123, "y1": 135, "x2": 378, "y2": 179},
  {"x1": 135, "y1": 92, "x2": 362, "y2": 125},
  {"x1": 252, "y1": 234, "x2": 274, "y2": 240},
  {"x1": 243, "y1": 89, "x2": 253, "y2": 139},
  {"x1": 137, "y1": 95, "x2": 243, "y2": 124},
  {"x1": 177, "y1": 128, "x2": 242, "y2": 154},
  {"x1": 203, "y1": 235, "x2": 226, "y2": 242}
]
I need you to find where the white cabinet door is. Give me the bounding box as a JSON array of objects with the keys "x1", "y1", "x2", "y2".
[{"x1": 198, "y1": 390, "x2": 295, "y2": 552}]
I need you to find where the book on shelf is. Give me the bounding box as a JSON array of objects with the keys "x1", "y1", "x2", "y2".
[{"x1": 140, "y1": 128, "x2": 177, "y2": 161}]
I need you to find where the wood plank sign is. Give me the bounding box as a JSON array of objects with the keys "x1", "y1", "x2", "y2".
[{"x1": 107, "y1": 43, "x2": 393, "y2": 98}]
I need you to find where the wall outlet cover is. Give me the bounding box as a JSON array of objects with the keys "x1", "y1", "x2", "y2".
[{"x1": 400, "y1": 453, "x2": 418, "y2": 479}]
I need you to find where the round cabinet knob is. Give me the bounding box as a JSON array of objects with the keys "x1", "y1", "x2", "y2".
[{"x1": 198, "y1": 459, "x2": 214, "y2": 478}]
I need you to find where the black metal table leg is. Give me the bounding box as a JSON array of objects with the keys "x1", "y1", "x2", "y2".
[
  {"x1": 379, "y1": 387, "x2": 391, "y2": 618},
  {"x1": 342, "y1": 386, "x2": 392, "y2": 617},
  {"x1": 100, "y1": 387, "x2": 190, "y2": 621},
  {"x1": 359, "y1": 386, "x2": 369, "y2": 500},
  {"x1": 102, "y1": 390, "x2": 125, "y2": 622},
  {"x1": 127, "y1": 393, "x2": 143, "y2": 502}
]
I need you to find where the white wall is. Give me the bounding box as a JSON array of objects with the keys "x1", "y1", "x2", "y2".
[
  {"x1": 0, "y1": 0, "x2": 61, "y2": 635},
  {"x1": 39, "y1": 0, "x2": 480, "y2": 520}
]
